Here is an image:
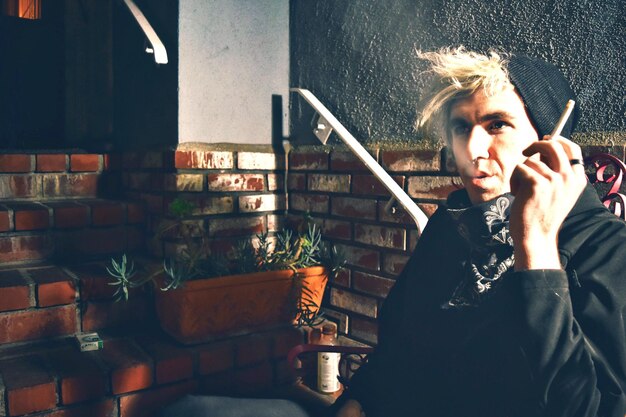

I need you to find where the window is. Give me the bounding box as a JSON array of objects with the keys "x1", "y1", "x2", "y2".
[{"x1": 2, "y1": 0, "x2": 41, "y2": 20}]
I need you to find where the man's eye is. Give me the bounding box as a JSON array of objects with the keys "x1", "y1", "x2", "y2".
[
  {"x1": 489, "y1": 121, "x2": 507, "y2": 131},
  {"x1": 451, "y1": 125, "x2": 469, "y2": 136}
]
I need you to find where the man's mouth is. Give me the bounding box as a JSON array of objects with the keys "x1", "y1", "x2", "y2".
[{"x1": 466, "y1": 172, "x2": 493, "y2": 188}]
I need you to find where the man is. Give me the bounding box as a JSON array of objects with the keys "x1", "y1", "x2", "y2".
[{"x1": 331, "y1": 47, "x2": 626, "y2": 417}]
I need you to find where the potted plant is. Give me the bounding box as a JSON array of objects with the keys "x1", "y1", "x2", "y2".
[{"x1": 107, "y1": 199, "x2": 345, "y2": 345}]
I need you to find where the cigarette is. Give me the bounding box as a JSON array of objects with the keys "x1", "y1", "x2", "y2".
[{"x1": 549, "y1": 99, "x2": 576, "y2": 138}]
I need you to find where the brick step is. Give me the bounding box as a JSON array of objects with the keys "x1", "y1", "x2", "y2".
[
  {"x1": 0, "y1": 326, "x2": 305, "y2": 417},
  {"x1": 0, "y1": 152, "x2": 123, "y2": 200},
  {"x1": 0, "y1": 198, "x2": 145, "y2": 264},
  {"x1": 0, "y1": 260, "x2": 158, "y2": 345}
]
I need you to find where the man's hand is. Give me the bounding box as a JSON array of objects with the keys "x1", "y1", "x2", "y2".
[
  {"x1": 335, "y1": 399, "x2": 366, "y2": 417},
  {"x1": 509, "y1": 135, "x2": 587, "y2": 271}
]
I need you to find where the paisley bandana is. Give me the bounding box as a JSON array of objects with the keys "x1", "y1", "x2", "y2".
[{"x1": 443, "y1": 193, "x2": 515, "y2": 308}]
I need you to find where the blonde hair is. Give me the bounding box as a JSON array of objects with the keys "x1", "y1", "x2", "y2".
[{"x1": 416, "y1": 47, "x2": 512, "y2": 141}]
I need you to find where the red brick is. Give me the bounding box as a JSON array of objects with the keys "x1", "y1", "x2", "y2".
[
  {"x1": 122, "y1": 152, "x2": 140, "y2": 169},
  {"x1": 70, "y1": 154, "x2": 101, "y2": 172},
  {"x1": 136, "y1": 335, "x2": 194, "y2": 384},
  {"x1": 174, "y1": 150, "x2": 234, "y2": 169},
  {"x1": 138, "y1": 151, "x2": 168, "y2": 169},
  {"x1": 0, "y1": 175, "x2": 41, "y2": 198},
  {"x1": 65, "y1": 226, "x2": 128, "y2": 255},
  {"x1": 65, "y1": 262, "x2": 117, "y2": 301},
  {"x1": 28, "y1": 267, "x2": 77, "y2": 307},
  {"x1": 127, "y1": 226, "x2": 145, "y2": 251},
  {"x1": 126, "y1": 202, "x2": 145, "y2": 224},
  {"x1": 164, "y1": 195, "x2": 233, "y2": 216},
  {"x1": 382, "y1": 253, "x2": 410, "y2": 276},
  {"x1": 0, "y1": 207, "x2": 10, "y2": 231},
  {"x1": 323, "y1": 309, "x2": 350, "y2": 335},
  {"x1": 0, "y1": 154, "x2": 33, "y2": 173},
  {"x1": 36, "y1": 399, "x2": 116, "y2": 417},
  {"x1": 43, "y1": 174, "x2": 99, "y2": 198},
  {"x1": 287, "y1": 173, "x2": 306, "y2": 191},
  {"x1": 0, "y1": 234, "x2": 53, "y2": 263},
  {"x1": 207, "y1": 216, "x2": 264, "y2": 237},
  {"x1": 0, "y1": 305, "x2": 77, "y2": 343},
  {"x1": 289, "y1": 150, "x2": 328, "y2": 170},
  {"x1": 141, "y1": 193, "x2": 165, "y2": 215},
  {"x1": 238, "y1": 194, "x2": 285, "y2": 213},
  {"x1": 81, "y1": 297, "x2": 151, "y2": 332},
  {"x1": 46, "y1": 201, "x2": 90, "y2": 229},
  {"x1": 333, "y1": 269, "x2": 351, "y2": 287},
  {"x1": 407, "y1": 176, "x2": 459, "y2": 200},
  {"x1": 377, "y1": 201, "x2": 439, "y2": 225},
  {"x1": 267, "y1": 174, "x2": 284, "y2": 191},
  {"x1": 272, "y1": 327, "x2": 306, "y2": 358},
  {"x1": 201, "y1": 363, "x2": 274, "y2": 396},
  {"x1": 237, "y1": 152, "x2": 284, "y2": 170},
  {"x1": 320, "y1": 218, "x2": 351, "y2": 240},
  {"x1": 2, "y1": 355, "x2": 57, "y2": 415},
  {"x1": 0, "y1": 270, "x2": 32, "y2": 311},
  {"x1": 330, "y1": 150, "x2": 373, "y2": 171},
  {"x1": 125, "y1": 173, "x2": 152, "y2": 191},
  {"x1": 37, "y1": 154, "x2": 67, "y2": 172},
  {"x1": 308, "y1": 173, "x2": 350, "y2": 193},
  {"x1": 352, "y1": 271, "x2": 396, "y2": 297},
  {"x1": 207, "y1": 173, "x2": 265, "y2": 191},
  {"x1": 331, "y1": 197, "x2": 377, "y2": 220},
  {"x1": 381, "y1": 149, "x2": 441, "y2": 172},
  {"x1": 47, "y1": 346, "x2": 106, "y2": 405},
  {"x1": 230, "y1": 362, "x2": 275, "y2": 394},
  {"x1": 196, "y1": 341, "x2": 235, "y2": 375},
  {"x1": 352, "y1": 174, "x2": 404, "y2": 196},
  {"x1": 120, "y1": 380, "x2": 197, "y2": 417},
  {"x1": 354, "y1": 224, "x2": 406, "y2": 250},
  {"x1": 163, "y1": 173, "x2": 203, "y2": 192},
  {"x1": 97, "y1": 338, "x2": 153, "y2": 395},
  {"x1": 334, "y1": 243, "x2": 380, "y2": 271},
  {"x1": 103, "y1": 153, "x2": 123, "y2": 171},
  {"x1": 410, "y1": 229, "x2": 420, "y2": 251},
  {"x1": 13, "y1": 204, "x2": 50, "y2": 230},
  {"x1": 236, "y1": 335, "x2": 271, "y2": 366},
  {"x1": 330, "y1": 288, "x2": 378, "y2": 318},
  {"x1": 350, "y1": 316, "x2": 379, "y2": 345},
  {"x1": 90, "y1": 201, "x2": 125, "y2": 226},
  {"x1": 289, "y1": 193, "x2": 329, "y2": 214}
]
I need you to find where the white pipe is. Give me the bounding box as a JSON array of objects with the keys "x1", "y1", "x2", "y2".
[
  {"x1": 120, "y1": 0, "x2": 168, "y2": 64},
  {"x1": 291, "y1": 88, "x2": 429, "y2": 233}
]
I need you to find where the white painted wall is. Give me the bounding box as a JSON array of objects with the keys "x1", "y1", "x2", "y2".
[{"x1": 178, "y1": 0, "x2": 289, "y2": 144}]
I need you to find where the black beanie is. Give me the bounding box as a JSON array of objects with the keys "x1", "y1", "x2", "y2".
[{"x1": 507, "y1": 55, "x2": 578, "y2": 139}]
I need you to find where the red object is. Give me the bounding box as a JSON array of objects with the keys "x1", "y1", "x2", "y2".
[{"x1": 155, "y1": 266, "x2": 328, "y2": 345}]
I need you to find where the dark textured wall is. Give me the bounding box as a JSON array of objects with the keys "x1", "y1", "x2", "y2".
[{"x1": 290, "y1": 0, "x2": 625, "y2": 145}]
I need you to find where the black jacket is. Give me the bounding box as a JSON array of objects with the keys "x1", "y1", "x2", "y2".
[{"x1": 335, "y1": 184, "x2": 626, "y2": 417}]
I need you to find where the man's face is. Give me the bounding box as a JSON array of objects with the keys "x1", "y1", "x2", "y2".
[{"x1": 448, "y1": 85, "x2": 539, "y2": 204}]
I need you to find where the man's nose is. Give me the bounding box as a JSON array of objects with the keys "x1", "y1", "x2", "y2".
[{"x1": 466, "y1": 126, "x2": 492, "y2": 161}]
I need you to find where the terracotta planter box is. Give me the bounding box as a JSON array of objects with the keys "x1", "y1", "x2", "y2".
[{"x1": 155, "y1": 266, "x2": 328, "y2": 344}]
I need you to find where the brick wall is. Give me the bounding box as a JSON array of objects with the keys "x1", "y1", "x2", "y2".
[
  {"x1": 118, "y1": 142, "x2": 626, "y2": 347},
  {"x1": 118, "y1": 142, "x2": 458, "y2": 346},
  {"x1": 0, "y1": 142, "x2": 622, "y2": 416},
  {"x1": 288, "y1": 142, "x2": 626, "y2": 346},
  {"x1": 120, "y1": 145, "x2": 288, "y2": 259},
  {"x1": 287, "y1": 145, "x2": 458, "y2": 345}
]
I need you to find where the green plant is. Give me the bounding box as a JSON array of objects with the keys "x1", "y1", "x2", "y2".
[{"x1": 106, "y1": 198, "x2": 345, "y2": 327}]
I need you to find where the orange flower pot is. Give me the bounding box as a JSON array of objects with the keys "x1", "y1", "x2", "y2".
[{"x1": 154, "y1": 266, "x2": 328, "y2": 345}]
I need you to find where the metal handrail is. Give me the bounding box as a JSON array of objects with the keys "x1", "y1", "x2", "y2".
[
  {"x1": 291, "y1": 88, "x2": 429, "y2": 233},
  {"x1": 119, "y1": 0, "x2": 168, "y2": 64}
]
